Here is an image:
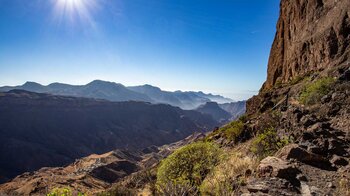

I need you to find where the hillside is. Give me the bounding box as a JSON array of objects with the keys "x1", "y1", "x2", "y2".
[
  {"x1": 0, "y1": 81, "x2": 234, "y2": 110},
  {"x1": 219, "y1": 101, "x2": 246, "y2": 120},
  {"x1": 0, "y1": 90, "x2": 217, "y2": 183},
  {"x1": 0, "y1": 132, "x2": 206, "y2": 195},
  {"x1": 195, "y1": 102, "x2": 232, "y2": 123}
]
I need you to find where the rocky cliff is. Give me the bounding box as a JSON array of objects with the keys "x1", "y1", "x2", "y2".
[
  {"x1": 264, "y1": 0, "x2": 350, "y2": 89},
  {"x1": 248, "y1": 0, "x2": 350, "y2": 115}
]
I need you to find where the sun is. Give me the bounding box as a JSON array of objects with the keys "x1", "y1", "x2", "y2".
[
  {"x1": 53, "y1": 0, "x2": 97, "y2": 26},
  {"x1": 58, "y1": 0, "x2": 85, "y2": 10}
]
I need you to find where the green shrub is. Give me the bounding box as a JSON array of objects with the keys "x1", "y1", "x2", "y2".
[
  {"x1": 299, "y1": 77, "x2": 335, "y2": 105},
  {"x1": 220, "y1": 120, "x2": 244, "y2": 142},
  {"x1": 156, "y1": 142, "x2": 222, "y2": 192},
  {"x1": 238, "y1": 114, "x2": 248, "y2": 123},
  {"x1": 250, "y1": 128, "x2": 291, "y2": 159},
  {"x1": 47, "y1": 187, "x2": 85, "y2": 196}
]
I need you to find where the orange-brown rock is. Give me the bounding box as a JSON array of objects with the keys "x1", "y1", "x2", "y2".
[{"x1": 264, "y1": 0, "x2": 350, "y2": 90}]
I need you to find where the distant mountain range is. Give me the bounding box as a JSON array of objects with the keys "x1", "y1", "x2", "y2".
[
  {"x1": 0, "y1": 80, "x2": 234, "y2": 110},
  {"x1": 219, "y1": 101, "x2": 246, "y2": 120},
  {"x1": 0, "y1": 90, "x2": 218, "y2": 182},
  {"x1": 196, "y1": 102, "x2": 232, "y2": 123}
]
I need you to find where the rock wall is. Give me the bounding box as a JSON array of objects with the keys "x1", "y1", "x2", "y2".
[{"x1": 264, "y1": 0, "x2": 350, "y2": 89}]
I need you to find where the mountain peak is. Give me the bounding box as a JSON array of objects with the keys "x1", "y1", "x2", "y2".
[{"x1": 23, "y1": 81, "x2": 42, "y2": 87}]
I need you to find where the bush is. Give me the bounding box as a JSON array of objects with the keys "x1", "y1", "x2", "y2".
[
  {"x1": 200, "y1": 153, "x2": 257, "y2": 196},
  {"x1": 250, "y1": 128, "x2": 291, "y2": 159},
  {"x1": 299, "y1": 77, "x2": 335, "y2": 105},
  {"x1": 223, "y1": 120, "x2": 244, "y2": 142},
  {"x1": 97, "y1": 186, "x2": 137, "y2": 196},
  {"x1": 156, "y1": 142, "x2": 222, "y2": 192},
  {"x1": 47, "y1": 187, "x2": 85, "y2": 196},
  {"x1": 338, "y1": 178, "x2": 350, "y2": 196}
]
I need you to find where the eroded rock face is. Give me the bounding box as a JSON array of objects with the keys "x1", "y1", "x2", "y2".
[{"x1": 264, "y1": 0, "x2": 350, "y2": 90}]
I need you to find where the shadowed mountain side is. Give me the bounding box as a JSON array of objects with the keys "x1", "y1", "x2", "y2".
[
  {"x1": 195, "y1": 102, "x2": 232, "y2": 123},
  {"x1": 0, "y1": 90, "x2": 218, "y2": 183},
  {"x1": 219, "y1": 101, "x2": 246, "y2": 120}
]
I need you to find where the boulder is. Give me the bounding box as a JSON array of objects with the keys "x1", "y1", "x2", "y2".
[
  {"x1": 246, "y1": 181, "x2": 269, "y2": 193},
  {"x1": 257, "y1": 156, "x2": 300, "y2": 186},
  {"x1": 276, "y1": 144, "x2": 336, "y2": 171},
  {"x1": 330, "y1": 155, "x2": 349, "y2": 166}
]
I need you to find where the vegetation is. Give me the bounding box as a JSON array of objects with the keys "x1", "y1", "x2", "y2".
[
  {"x1": 299, "y1": 77, "x2": 335, "y2": 105},
  {"x1": 47, "y1": 187, "x2": 85, "y2": 196},
  {"x1": 250, "y1": 128, "x2": 291, "y2": 159},
  {"x1": 222, "y1": 120, "x2": 245, "y2": 142},
  {"x1": 338, "y1": 178, "x2": 350, "y2": 196},
  {"x1": 156, "y1": 142, "x2": 222, "y2": 193},
  {"x1": 200, "y1": 152, "x2": 257, "y2": 196},
  {"x1": 98, "y1": 169, "x2": 157, "y2": 196},
  {"x1": 97, "y1": 186, "x2": 137, "y2": 196},
  {"x1": 205, "y1": 118, "x2": 245, "y2": 143}
]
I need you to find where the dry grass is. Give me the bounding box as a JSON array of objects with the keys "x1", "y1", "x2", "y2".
[
  {"x1": 338, "y1": 178, "x2": 350, "y2": 196},
  {"x1": 200, "y1": 151, "x2": 258, "y2": 196}
]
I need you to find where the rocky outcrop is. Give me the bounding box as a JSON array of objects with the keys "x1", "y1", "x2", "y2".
[{"x1": 264, "y1": 0, "x2": 350, "y2": 90}]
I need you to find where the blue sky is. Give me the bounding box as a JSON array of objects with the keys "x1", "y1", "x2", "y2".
[{"x1": 0, "y1": 0, "x2": 279, "y2": 100}]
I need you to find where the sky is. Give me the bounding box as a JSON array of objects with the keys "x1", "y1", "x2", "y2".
[{"x1": 0, "y1": 0, "x2": 280, "y2": 100}]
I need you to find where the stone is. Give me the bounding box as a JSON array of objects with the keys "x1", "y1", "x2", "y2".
[
  {"x1": 296, "y1": 174, "x2": 308, "y2": 182},
  {"x1": 321, "y1": 95, "x2": 331, "y2": 103},
  {"x1": 339, "y1": 68, "x2": 350, "y2": 81},
  {"x1": 328, "y1": 138, "x2": 347, "y2": 156},
  {"x1": 328, "y1": 103, "x2": 341, "y2": 116},
  {"x1": 247, "y1": 181, "x2": 269, "y2": 193},
  {"x1": 300, "y1": 115, "x2": 317, "y2": 127},
  {"x1": 276, "y1": 144, "x2": 335, "y2": 170},
  {"x1": 257, "y1": 156, "x2": 300, "y2": 185},
  {"x1": 330, "y1": 155, "x2": 349, "y2": 166},
  {"x1": 327, "y1": 182, "x2": 335, "y2": 188}
]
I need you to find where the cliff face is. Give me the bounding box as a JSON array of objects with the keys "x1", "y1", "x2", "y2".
[{"x1": 264, "y1": 0, "x2": 350, "y2": 89}]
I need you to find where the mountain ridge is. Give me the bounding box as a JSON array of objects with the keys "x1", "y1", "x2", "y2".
[{"x1": 0, "y1": 81, "x2": 235, "y2": 110}]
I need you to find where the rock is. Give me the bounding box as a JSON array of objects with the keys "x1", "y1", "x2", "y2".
[
  {"x1": 247, "y1": 181, "x2": 269, "y2": 193},
  {"x1": 328, "y1": 138, "x2": 348, "y2": 156},
  {"x1": 296, "y1": 174, "x2": 308, "y2": 182},
  {"x1": 328, "y1": 103, "x2": 341, "y2": 116},
  {"x1": 327, "y1": 182, "x2": 335, "y2": 188},
  {"x1": 257, "y1": 156, "x2": 300, "y2": 185},
  {"x1": 262, "y1": 0, "x2": 350, "y2": 90},
  {"x1": 321, "y1": 95, "x2": 331, "y2": 103},
  {"x1": 300, "y1": 182, "x2": 312, "y2": 196},
  {"x1": 331, "y1": 92, "x2": 339, "y2": 100},
  {"x1": 276, "y1": 144, "x2": 335, "y2": 170},
  {"x1": 330, "y1": 155, "x2": 349, "y2": 166},
  {"x1": 300, "y1": 115, "x2": 317, "y2": 127},
  {"x1": 339, "y1": 68, "x2": 350, "y2": 81}
]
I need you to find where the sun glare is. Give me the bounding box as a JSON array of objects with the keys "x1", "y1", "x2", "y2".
[{"x1": 53, "y1": 0, "x2": 97, "y2": 27}]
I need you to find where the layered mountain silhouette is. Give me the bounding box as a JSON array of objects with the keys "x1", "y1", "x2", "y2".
[
  {"x1": 219, "y1": 101, "x2": 246, "y2": 120},
  {"x1": 195, "y1": 102, "x2": 232, "y2": 123},
  {"x1": 0, "y1": 90, "x2": 218, "y2": 183},
  {"x1": 0, "y1": 80, "x2": 234, "y2": 110}
]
